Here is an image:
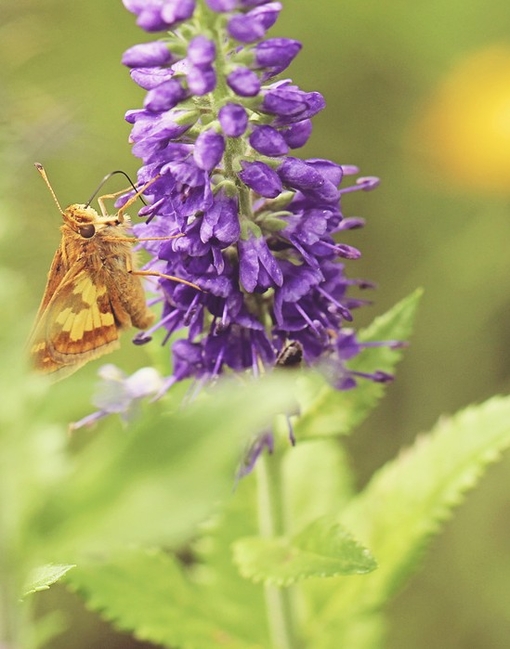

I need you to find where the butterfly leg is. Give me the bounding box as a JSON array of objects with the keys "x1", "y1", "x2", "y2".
[
  {"x1": 130, "y1": 269, "x2": 202, "y2": 291},
  {"x1": 98, "y1": 175, "x2": 161, "y2": 219},
  {"x1": 122, "y1": 250, "x2": 201, "y2": 291},
  {"x1": 101, "y1": 234, "x2": 185, "y2": 244}
]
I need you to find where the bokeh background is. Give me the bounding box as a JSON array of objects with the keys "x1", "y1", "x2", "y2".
[{"x1": 2, "y1": 0, "x2": 510, "y2": 647}]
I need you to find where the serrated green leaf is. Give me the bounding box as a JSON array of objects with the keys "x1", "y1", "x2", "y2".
[
  {"x1": 66, "y1": 548, "x2": 265, "y2": 649},
  {"x1": 306, "y1": 395, "x2": 510, "y2": 634},
  {"x1": 27, "y1": 373, "x2": 300, "y2": 561},
  {"x1": 23, "y1": 563, "x2": 76, "y2": 596},
  {"x1": 294, "y1": 289, "x2": 422, "y2": 439},
  {"x1": 193, "y1": 476, "x2": 269, "y2": 643},
  {"x1": 356, "y1": 288, "x2": 423, "y2": 346},
  {"x1": 73, "y1": 475, "x2": 269, "y2": 649},
  {"x1": 283, "y1": 439, "x2": 355, "y2": 534},
  {"x1": 233, "y1": 516, "x2": 377, "y2": 586}
]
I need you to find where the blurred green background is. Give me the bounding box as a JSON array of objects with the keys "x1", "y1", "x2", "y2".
[{"x1": 3, "y1": 0, "x2": 510, "y2": 647}]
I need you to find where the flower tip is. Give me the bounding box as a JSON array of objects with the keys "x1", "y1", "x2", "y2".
[
  {"x1": 373, "y1": 371, "x2": 394, "y2": 383},
  {"x1": 357, "y1": 280, "x2": 377, "y2": 290},
  {"x1": 388, "y1": 340, "x2": 408, "y2": 349},
  {"x1": 69, "y1": 410, "x2": 107, "y2": 432},
  {"x1": 194, "y1": 129, "x2": 225, "y2": 170},
  {"x1": 357, "y1": 176, "x2": 380, "y2": 191},
  {"x1": 336, "y1": 243, "x2": 361, "y2": 260},
  {"x1": 133, "y1": 332, "x2": 153, "y2": 345},
  {"x1": 337, "y1": 217, "x2": 366, "y2": 230},
  {"x1": 122, "y1": 42, "x2": 173, "y2": 68},
  {"x1": 340, "y1": 165, "x2": 360, "y2": 175}
]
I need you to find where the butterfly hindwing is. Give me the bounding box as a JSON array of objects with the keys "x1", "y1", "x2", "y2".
[{"x1": 30, "y1": 264, "x2": 120, "y2": 376}]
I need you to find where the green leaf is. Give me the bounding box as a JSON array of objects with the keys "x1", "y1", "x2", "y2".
[
  {"x1": 193, "y1": 476, "x2": 269, "y2": 644},
  {"x1": 283, "y1": 439, "x2": 356, "y2": 534},
  {"x1": 233, "y1": 516, "x2": 377, "y2": 586},
  {"x1": 307, "y1": 395, "x2": 510, "y2": 634},
  {"x1": 66, "y1": 548, "x2": 266, "y2": 649},
  {"x1": 65, "y1": 462, "x2": 274, "y2": 649},
  {"x1": 27, "y1": 373, "x2": 300, "y2": 561},
  {"x1": 23, "y1": 563, "x2": 76, "y2": 596},
  {"x1": 294, "y1": 289, "x2": 422, "y2": 439}
]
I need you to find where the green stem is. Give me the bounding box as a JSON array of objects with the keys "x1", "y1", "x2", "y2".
[{"x1": 256, "y1": 451, "x2": 299, "y2": 649}]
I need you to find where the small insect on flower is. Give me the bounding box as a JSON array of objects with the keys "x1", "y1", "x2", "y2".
[
  {"x1": 29, "y1": 163, "x2": 199, "y2": 381},
  {"x1": 276, "y1": 340, "x2": 304, "y2": 368}
]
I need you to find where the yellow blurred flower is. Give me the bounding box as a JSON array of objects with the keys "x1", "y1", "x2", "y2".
[{"x1": 409, "y1": 45, "x2": 510, "y2": 193}]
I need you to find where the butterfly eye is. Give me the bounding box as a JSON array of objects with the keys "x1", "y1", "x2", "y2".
[{"x1": 79, "y1": 224, "x2": 96, "y2": 238}]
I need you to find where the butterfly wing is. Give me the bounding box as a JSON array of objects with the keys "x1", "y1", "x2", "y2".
[
  {"x1": 30, "y1": 262, "x2": 120, "y2": 378},
  {"x1": 33, "y1": 246, "x2": 68, "y2": 323}
]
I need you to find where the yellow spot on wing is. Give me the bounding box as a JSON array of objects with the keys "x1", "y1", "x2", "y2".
[
  {"x1": 70, "y1": 310, "x2": 87, "y2": 341},
  {"x1": 101, "y1": 310, "x2": 115, "y2": 327},
  {"x1": 86, "y1": 308, "x2": 94, "y2": 334},
  {"x1": 73, "y1": 276, "x2": 107, "y2": 305},
  {"x1": 55, "y1": 307, "x2": 75, "y2": 327}
]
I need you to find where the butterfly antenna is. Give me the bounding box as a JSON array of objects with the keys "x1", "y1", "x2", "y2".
[
  {"x1": 84, "y1": 170, "x2": 147, "y2": 208},
  {"x1": 34, "y1": 163, "x2": 64, "y2": 215}
]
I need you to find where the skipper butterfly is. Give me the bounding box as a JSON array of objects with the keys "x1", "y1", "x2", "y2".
[{"x1": 29, "y1": 164, "x2": 197, "y2": 380}]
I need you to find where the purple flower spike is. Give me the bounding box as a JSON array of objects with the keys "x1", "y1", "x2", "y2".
[
  {"x1": 205, "y1": 0, "x2": 237, "y2": 10},
  {"x1": 227, "y1": 67, "x2": 261, "y2": 96},
  {"x1": 144, "y1": 78, "x2": 186, "y2": 111},
  {"x1": 123, "y1": 0, "x2": 196, "y2": 31},
  {"x1": 255, "y1": 38, "x2": 302, "y2": 77},
  {"x1": 282, "y1": 119, "x2": 313, "y2": 148},
  {"x1": 249, "y1": 125, "x2": 289, "y2": 156},
  {"x1": 239, "y1": 161, "x2": 283, "y2": 198},
  {"x1": 123, "y1": 0, "x2": 174, "y2": 32},
  {"x1": 131, "y1": 67, "x2": 175, "y2": 90},
  {"x1": 194, "y1": 129, "x2": 225, "y2": 170},
  {"x1": 187, "y1": 36, "x2": 216, "y2": 67},
  {"x1": 122, "y1": 42, "x2": 173, "y2": 67},
  {"x1": 171, "y1": 339, "x2": 205, "y2": 381},
  {"x1": 227, "y1": 3, "x2": 282, "y2": 43},
  {"x1": 307, "y1": 159, "x2": 344, "y2": 186},
  {"x1": 238, "y1": 231, "x2": 284, "y2": 292},
  {"x1": 187, "y1": 64, "x2": 217, "y2": 95},
  {"x1": 200, "y1": 192, "x2": 241, "y2": 245},
  {"x1": 219, "y1": 103, "x2": 248, "y2": 137},
  {"x1": 161, "y1": 0, "x2": 196, "y2": 25},
  {"x1": 262, "y1": 87, "x2": 326, "y2": 123},
  {"x1": 278, "y1": 157, "x2": 326, "y2": 191},
  {"x1": 115, "y1": 0, "x2": 390, "y2": 440}
]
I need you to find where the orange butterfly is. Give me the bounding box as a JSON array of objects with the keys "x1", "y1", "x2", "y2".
[{"x1": 30, "y1": 164, "x2": 198, "y2": 380}]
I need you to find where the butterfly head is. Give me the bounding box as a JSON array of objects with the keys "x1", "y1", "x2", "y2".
[{"x1": 63, "y1": 204, "x2": 131, "y2": 239}]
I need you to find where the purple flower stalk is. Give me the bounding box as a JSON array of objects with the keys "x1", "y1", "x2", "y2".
[{"x1": 120, "y1": 0, "x2": 386, "y2": 395}]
